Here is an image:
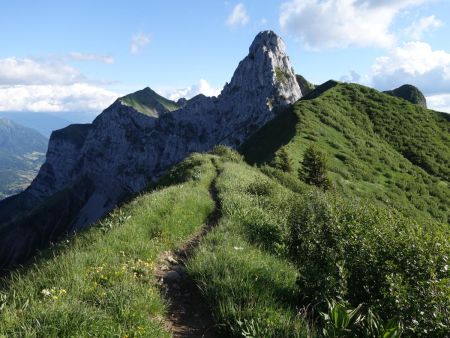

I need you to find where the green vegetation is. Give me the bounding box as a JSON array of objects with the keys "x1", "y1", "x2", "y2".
[
  {"x1": 120, "y1": 87, "x2": 180, "y2": 117},
  {"x1": 384, "y1": 84, "x2": 427, "y2": 108},
  {"x1": 296, "y1": 74, "x2": 316, "y2": 96},
  {"x1": 0, "y1": 118, "x2": 47, "y2": 199},
  {"x1": 241, "y1": 82, "x2": 449, "y2": 224},
  {"x1": 272, "y1": 146, "x2": 294, "y2": 172},
  {"x1": 188, "y1": 160, "x2": 309, "y2": 337},
  {"x1": 189, "y1": 155, "x2": 449, "y2": 337},
  {"x1": 0, "y1": 153, "x2": 216, "y2": 337},
  {"x1": 0, "y1": 81, "x2": 448, "y2": 337},
  {"x1": 275, "y1": 67, "x2": 289, "y2": 85},
  {"x1": 299, "y1": 144, "x2": 331, "y2": 189}
]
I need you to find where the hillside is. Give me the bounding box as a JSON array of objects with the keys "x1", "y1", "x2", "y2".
[
  {"x1": 119, "y1": 87, "x2": 180, "y2": 117},
  {"x1": 0, "y1": 118, "x2": 47, "y2": 199},
  {"x1": 0, "y1": 112, "x2": 72, "y2": 137},
  {"x1": 384, "y1": 84, "x2": 427, "y2": 108},
  {"x1": 241, "y1": 82, "x2": 449, "y2": 224},
  {"x1": 0, "y1": 149, "x2": 448, "y2": 337}
]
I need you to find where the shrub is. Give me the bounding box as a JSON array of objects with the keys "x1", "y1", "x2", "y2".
[{"x1": 287, "y1": 191, "x2": 450, "y2": 336}]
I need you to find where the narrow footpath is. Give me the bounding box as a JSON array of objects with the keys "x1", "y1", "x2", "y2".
[{"x1": 155, "y1": 168, "x2": 222, "y2": 337}]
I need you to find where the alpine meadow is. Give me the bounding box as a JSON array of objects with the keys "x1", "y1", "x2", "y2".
[{"x1": 0, "y1": 2, "x2": 449, "y2": 337}]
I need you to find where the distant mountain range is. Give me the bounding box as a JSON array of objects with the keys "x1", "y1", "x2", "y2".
[
  {"x1": 0, "y1": 112, "x2": 72, "y2": 137},
  {"x1": 0, "y1": 118, "x2": 47, "y2": 199}
]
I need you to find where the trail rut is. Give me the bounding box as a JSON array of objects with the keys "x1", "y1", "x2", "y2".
[{"x1": 155, "y1": 168, "x2": 222, "y2": 337}]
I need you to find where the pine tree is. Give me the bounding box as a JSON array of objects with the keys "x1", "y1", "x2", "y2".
[
  {"x1": 299, "y1": 144, "x2": 331, "y2": 189},
  {"x1": 273, "y1": 146, "x2": 293, "y2": 172}
]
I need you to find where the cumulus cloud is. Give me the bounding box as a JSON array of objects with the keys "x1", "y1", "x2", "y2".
[
  {"x1": 370, "y1": 41, "x2": 450, "y2": 93},
  {"x1": 160, "y1": 79, "x2": 222, "y2": 101},
  {"x1": 130, "y1": 32, "x2": 151, "y2": 55},
  {"x1": 0, "y1": 58, "x2": 85, "y2": 85},
  {"x1": 68, "y1": 52, "x2": 115, "y2": 64},
  {"x1": 226, "y1": 3, "x2": 249, "y2": 27},
  {"x1": 279, "y1": 0, "x2": 430, "y2": 49},
  {"x1": 427, "y1": 94, "x2": 450, "y2": 114},
  {"x1": 0, "y1": 84, "x2": 119, "y2": 114},
  {"x1": 0, "y1": 57, "x2": 119, "y2": 115}
]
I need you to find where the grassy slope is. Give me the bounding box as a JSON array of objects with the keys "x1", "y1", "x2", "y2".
[
  {"x1": 188, "y1": 160, "x2": 309, "y2": 337},
  {"x1": 241, "y1": 83, "x2": 449, "y2": 224},
  {"x1": 188, "y1": 157, "x2": 449, "y2": 337},
  {"x1": 384, "y1": 84, "x2": 427, "y2": 108},
  {"x1": 120, "y1": 87, "x2": 180, "y2": 117},
  {"x1": 0, "y1": 149, "x2": 448, "y2": 336},
  {"x1": 0, "y1": 154, "x2": 216, "y2": 337}
]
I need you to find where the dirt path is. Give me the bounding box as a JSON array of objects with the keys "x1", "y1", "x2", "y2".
[{"x1": 155, "y1": 169, "x2": 222, "y2": 337}]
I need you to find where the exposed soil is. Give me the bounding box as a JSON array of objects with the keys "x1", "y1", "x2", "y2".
[{"x1": 155, "y1": 170, "x2": 222, "y2": 337}]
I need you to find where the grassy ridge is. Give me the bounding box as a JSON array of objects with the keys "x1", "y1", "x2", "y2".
[
  {"x1": 241, "y1": 83, "x2": 449, "y2": 224},
  {"x1": 188, "y1": 156, "x2": 449, "y2": 337},
  {"x1": 188, "y1": 160, "x2": 309, "y2": 337},
  {"x1": 0, "y1": 154, "x2": 216, "y2": 337}
]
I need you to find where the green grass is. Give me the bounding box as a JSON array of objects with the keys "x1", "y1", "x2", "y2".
[
  {"x1": 0, "y1": 148, "x2": 448, "y2": 337},
  {"x1": 188, "y1": 161, "x2": 310, "y2": 337},
  {"x1": 188, "y1": 156, "x2": 449, "y2": 337},
  {"x1": 296, "y1": 75, "x2": 316, "y2": 96},
  {"x1": 241, "y1": 82, "x2": 449, "y2": 224},
  {"x1": 0, "y1": 81, "x2": 449, "y2": 337},
  {"x1": 120, "y1": 87, "x2": 180, "y2": 117},
  {"x1": 384, "y1": 84, "x2": 427, "y2": 107},
  {"x1": 0, "y1": 153, "x2": 216, "y2": 337}
]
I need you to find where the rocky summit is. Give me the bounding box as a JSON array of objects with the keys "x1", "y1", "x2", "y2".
[{"x1": 0, "y1": 30, "x2": 302, "y2": 270}]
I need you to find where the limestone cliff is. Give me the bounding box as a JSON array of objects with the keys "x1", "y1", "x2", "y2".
[{"x1": 0, "y1": 31, "x2": 302, "y2": 270}]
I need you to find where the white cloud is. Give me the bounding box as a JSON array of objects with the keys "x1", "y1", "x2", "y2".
[
  {"x1": 130, "y1": 32, "x2": 151, "y2": 55},
  {"x1": 279, "y1": 0, "x2": 430, "y2": 49},
  {"x1": 403, "y1": 15, "x2": 443, "y2": 40},
  {"x1": 0, "y1": 58, "x2": 84, "y2": 85},
  {"x1": 159, "y1": 79, "x2": 222, "y2": 101},
  {"x1": 69, "y1": 52, "x2": 115, "y2": 64},
  {"x1": 370, "y1": 41, "x2": 450, "y2": 93},
  {"x1": 427, "y1": 94, "x2": 450, "y2": 113},
  {"x1": 0, "y1": 57, "x2": 119, "y2": 115},
  {"x1": 226, "y1": 3, "x2": 249, "y2": 27},
  {"x1": 0, "y1": 84, "x2": 119, "y2": 114}
]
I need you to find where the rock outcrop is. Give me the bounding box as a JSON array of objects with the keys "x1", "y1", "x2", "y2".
[{"x1": 0, "y1": 30, "x2": 302, "y2": 271}]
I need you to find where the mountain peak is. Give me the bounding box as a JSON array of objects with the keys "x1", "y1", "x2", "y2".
[
  {"x1": 384, "y1": 84, "x2": 427, "y2": 108},
  {"x1": 119, "y1": 87, "x2": 180, "y2": 117},
  {"x1": 224, "y1": 31, "x2": 302, "y2": 108},
  {"x1": 249, "y1": 30, "x2": 285, "y2": 55}
]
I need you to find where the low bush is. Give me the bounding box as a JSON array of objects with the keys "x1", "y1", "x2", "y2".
[{"x1": 287, "y1": 190, "x2": 450, "y2": 337}]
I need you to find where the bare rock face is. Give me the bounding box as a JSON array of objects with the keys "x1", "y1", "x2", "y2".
[{"x1": 0, "y1": 31, "x2": 301, "y2": 270}]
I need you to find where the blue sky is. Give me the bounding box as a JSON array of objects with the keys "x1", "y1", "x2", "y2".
[{"x1": 1, "y1": 0, "x2": 450, "y2": 121}]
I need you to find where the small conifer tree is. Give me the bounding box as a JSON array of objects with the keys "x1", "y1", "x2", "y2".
[
  {"x1": 299, "y1": 144, "x2": 330, "y2": 189},
  {"x1": 273, "y1": 146, "x2": 293, "y2": 172}
]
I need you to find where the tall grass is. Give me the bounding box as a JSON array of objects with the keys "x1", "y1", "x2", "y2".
[
  {"x1": 0, "y1": 154, "x2": 216, "y2": 337},
  {"x1": 188, "y1": 161, "x2": 311, "y2": 337},
  {"x1": 188, "y1": 158, "x2": 449, "y2": 337}
]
